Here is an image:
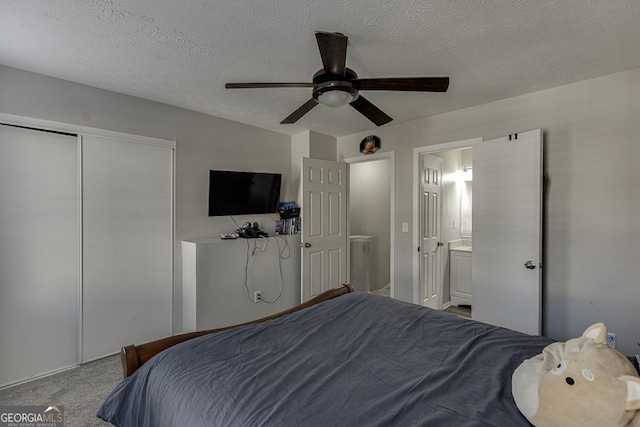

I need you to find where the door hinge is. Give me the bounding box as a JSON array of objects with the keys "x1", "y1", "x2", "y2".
[{"x1": 417, "y1": 246, "x2": 420, "y2": 252}]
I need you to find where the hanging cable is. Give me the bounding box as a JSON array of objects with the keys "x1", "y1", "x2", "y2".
[
  {"x1": 252, "y1": 235, "x2": 268, "y2": 255},
  {"x1": 243, "y1": 235, "x2": 253, "y2": 303},
  {"x1": 233, "y1": 215, "x2": 289, "y2": 304},
  {"x1": 259, "y1": 235, "x2": 289, "y2": 304}
]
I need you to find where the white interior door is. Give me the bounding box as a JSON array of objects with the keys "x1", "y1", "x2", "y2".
[
  {"x1": 301, "y1": 157, "x2": 347, "y2": 302},
  {"x1": 419, "y1": 154, "x2": 443, "y2": 309},
  {"x1": 472, "y1": 129, "x2": 543, "y2": 335},
  {"x1": 0, "y1": 124, "x2": 79, "y2": 387}
]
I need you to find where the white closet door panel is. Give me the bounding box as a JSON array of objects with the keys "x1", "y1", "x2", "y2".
[
  {"x1": 82, "y1": 135, "x2": 172, "y2": 361},
  {"x1": 0, "y1": 125, "x2": 79, "y2": 386}
]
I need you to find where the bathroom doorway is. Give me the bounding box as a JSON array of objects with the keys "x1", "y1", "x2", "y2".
[
  {"x1": 414, "y1": 132, "x2": 543, "y2": 332},
  {"x1": 413, "y1": 138, "x2": 480, "y2": 316},
  {"x1": 432, "y1": 147, "x2": 473, "y2": 318},
  {"x1": 345, "y1": 152, "x2": 395, "y2": 298}
]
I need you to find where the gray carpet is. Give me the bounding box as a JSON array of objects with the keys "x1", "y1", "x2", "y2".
[{"x1": 0, "y1": 355, "x2": 121, "y2": 427}]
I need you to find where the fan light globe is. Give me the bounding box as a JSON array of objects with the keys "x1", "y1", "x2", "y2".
[{"x1": 317, "y1": 89, "x2": 354, "y2": 108}]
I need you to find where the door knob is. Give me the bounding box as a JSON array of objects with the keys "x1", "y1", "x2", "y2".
[
  {"x1": 437, "y1": 242, "x2": 444, "y2": 247},
  {"x1": 524, "y1": 260, "x2": 536, "y2": 270},
  {"x1": 301, "y1": 242, "x2": 311, "y2": 248}
]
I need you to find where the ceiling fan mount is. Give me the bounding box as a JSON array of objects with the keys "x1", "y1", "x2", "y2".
[
  {"x1": 311, "y1": 67, "x2": 359, "y2": 84},
  {"x1": 225, "y1": 31, "x2": 449, "y2": 126}
]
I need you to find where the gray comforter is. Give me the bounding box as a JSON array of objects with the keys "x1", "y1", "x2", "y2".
[{"x1": 98, "y1": 292, "x2": 551, "y2": 426}]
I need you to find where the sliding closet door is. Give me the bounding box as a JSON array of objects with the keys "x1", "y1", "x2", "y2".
[
  {"x1": 0, "y1": 125, "x2": 79, "y2": 387},
  {"x1": 82, "y1": 135, "x2": 173, "y2": 362}
]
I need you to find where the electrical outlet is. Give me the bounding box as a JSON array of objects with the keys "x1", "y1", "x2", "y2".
[
  {"x1": 607, "y1": 332, "x2": 617, "y2": 349},
  {"x1": 253, "y1": 290, "x2": 262, "y2": 303}
]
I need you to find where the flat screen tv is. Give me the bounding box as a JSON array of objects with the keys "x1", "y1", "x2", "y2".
[{"x1": 208, "y1": 170, "x2": 282, "y2": 216}]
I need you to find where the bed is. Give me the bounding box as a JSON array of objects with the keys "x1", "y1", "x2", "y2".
[{"x1": 98, "y1": 284, "x2": 554, "y2": 426}]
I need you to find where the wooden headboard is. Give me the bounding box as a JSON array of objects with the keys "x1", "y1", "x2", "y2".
[{"x1": 120, "y1": 284, "x2": 355, "y2": 378}]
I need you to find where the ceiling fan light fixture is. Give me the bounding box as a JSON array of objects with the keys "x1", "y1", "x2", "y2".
[
  {"x1": 313, "y1": 81, "x2": 359, "y2": 108},
  {"x1": 317, "y1": 90, "x2": 353, "y2": 107}
]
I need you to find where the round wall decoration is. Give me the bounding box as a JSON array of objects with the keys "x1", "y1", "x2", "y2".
[{"x1": 360, "y1": 135, "x2": 381, "y2": 155}]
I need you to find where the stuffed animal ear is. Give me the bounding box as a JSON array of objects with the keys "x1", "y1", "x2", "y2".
[
  {"x1": 582, "y1": 322, "x2": 608, "y2": 344},
  {"x1": 621, "y1": 375, "x2": 640, "y2": 411}
]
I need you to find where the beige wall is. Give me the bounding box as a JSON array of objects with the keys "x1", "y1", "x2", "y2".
[
  {"x1": 308, "y1": 130, "x2": 337, "y2": 161},
  {"x1": 337, "y1": 67, "x2": 640, "y2": 355},
  {"x1": 290, "y1": 130, "x2": 337, "y2": 203},
  {"x1": 0, "y1": 65, "x2": 294, "y2": 333}
]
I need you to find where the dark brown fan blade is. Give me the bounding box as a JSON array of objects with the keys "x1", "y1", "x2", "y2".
[
  {"x1": 226, "y1": 82, "x2": 314, "y2": 89},
  {"x1": 280, "y1": 99, "x2": 319, "y2": 124},
  {"x1": 354, "y1": 77, "x2": 449, "y2": 92},
  {"x1": 315, "y1": 31, "x2": 347, "y2": 78},
  {"x1": 349, "y1": 95, "x2": 392, "y2": 126}
]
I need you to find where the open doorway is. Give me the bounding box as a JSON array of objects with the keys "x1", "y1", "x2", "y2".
[
  {"x1": 433, "y1": 148, "x2": 473, "y2": 319},
  {"x1": 413, "y1": 138, "x2": 481, "y2": 317},
  {"x1": 345, "y1": 152, "x2": 395, "y2": 298},
  {"x1": 414, "y1": 132, "x2": 543, "y2": 332}
]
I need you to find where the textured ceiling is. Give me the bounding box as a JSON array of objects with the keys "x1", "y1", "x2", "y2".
[{"x1": 1, "y1": 1, "x2": 640, "y2": 137}]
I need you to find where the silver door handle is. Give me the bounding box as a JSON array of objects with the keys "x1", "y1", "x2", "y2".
[
  {"x1": 524, "y1": 260, "x2": 536, "y2": 270},
  {"x1": 301, "y1": 242, "x2": 311, "y2": 248}
]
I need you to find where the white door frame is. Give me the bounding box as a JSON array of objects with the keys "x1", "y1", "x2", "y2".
[
  {"x1": 412, "y1": 138, "x2": 482, "y2": 305},
  {"x1": 344, "y1": 151, "x2": 395, "y2": 298}
]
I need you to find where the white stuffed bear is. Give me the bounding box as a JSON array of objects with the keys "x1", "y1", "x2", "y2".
[{"x1": 512, "y1": 323, "x2": 640, "y2": 427}]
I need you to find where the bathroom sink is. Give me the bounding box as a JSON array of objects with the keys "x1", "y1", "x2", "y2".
[{"x1": 448, "y1": 239, "x2": 472, "y2": 252}]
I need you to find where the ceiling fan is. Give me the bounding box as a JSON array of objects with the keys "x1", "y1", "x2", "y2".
[{"x1": 225, "y1": 31, "x2": 449, "y2": 126}]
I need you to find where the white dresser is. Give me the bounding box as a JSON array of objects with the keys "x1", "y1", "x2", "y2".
[{"x1": 182, "y1": 235, "x2": 301, "y2": 332}]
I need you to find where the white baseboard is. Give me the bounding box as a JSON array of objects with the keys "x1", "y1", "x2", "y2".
[{"x1": 0, "y1": 364, "x2": 78, "y2": 390}]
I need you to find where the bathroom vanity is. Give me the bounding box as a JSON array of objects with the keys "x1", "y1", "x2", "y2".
[{"x1": 449, "y1": 240, "x2": 472, "y2": 307}]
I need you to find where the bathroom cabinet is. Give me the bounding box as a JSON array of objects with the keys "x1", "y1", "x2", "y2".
[{"x1": 450, "y1": 247, "x2": 472, "y2": 307}]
